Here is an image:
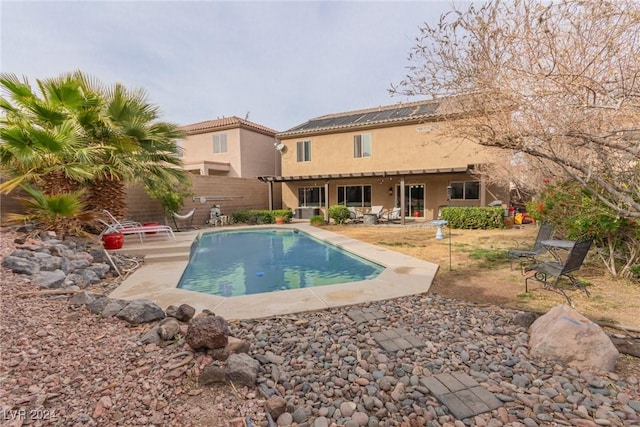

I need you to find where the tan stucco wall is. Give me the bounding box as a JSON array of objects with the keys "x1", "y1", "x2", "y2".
[
  {"x1": 181, "y1": 128, "x2": 242, "y2": 176},
  {"x1": 180, "y1": 127, "x2": 280, "y2": 178},
  {"x1": 276, "y1": 119, "x2": 508, "y2": 220},
  {"x1": 238, "y1": 128, "x2": 281, "y2": 177},
  {"x1": 280, "y1": 172, "x2": 510, "y2": 221},
  {"x1": 279, "y1": 121, "x2": 496, "y2": 176}
]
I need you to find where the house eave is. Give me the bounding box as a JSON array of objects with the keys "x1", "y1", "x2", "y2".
[{"x1": 258, "y1": 166, "x2": 472, "y2": 183}]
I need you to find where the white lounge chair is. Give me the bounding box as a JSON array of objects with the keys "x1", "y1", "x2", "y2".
[
  {"x1": 99, "y1": 219, "x2": 176, "y2": 243},
  {"x1": 102, "y1": 209, "x2": 141, "y2": 229}
]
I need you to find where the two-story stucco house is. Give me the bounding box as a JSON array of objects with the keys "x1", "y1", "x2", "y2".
[
  {"x1": 179, "y1": 116, "x2": 281, "y2": 178},
  {"x1": 262, "y1": 99, "x2": 508, "y2": 222}
]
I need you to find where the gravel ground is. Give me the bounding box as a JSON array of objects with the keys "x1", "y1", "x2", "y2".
[
  {"x1": 1, "y1": 229, "x2": 639, "y2": 427},
  {"x1": 0, "y1": 230, "x2": 247, "y2": 426}
]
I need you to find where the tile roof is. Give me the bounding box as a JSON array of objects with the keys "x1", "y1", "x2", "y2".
[
  {"x1": 278, "y1": 98, "x2": 443, "y2": 137},
  {"x1": 180, "y1": 116, "x2": 278, "y2": 136}
]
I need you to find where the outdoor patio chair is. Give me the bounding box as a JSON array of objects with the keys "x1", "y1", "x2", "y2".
[
  {"x1": 348, "y1": 207, "x2": 363, "y2": 223},
  {"x1": 381, "y1": 207, "x2": 401, "y2": 223},
  {"x1": 508, "y1": 222, "x2": 555, "y2": 270},
  {"x1": 524, "y1": 234, "x2": 593, "y2": 305}
]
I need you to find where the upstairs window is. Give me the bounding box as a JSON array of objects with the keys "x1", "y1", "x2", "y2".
[
  {"x1": 213, "y1": 133, "x2": 227, "y2": 153},
  {"x1": 450, "y1": 181, "x2": 480, "y2": 200},
  {"x1": 176, "y1": 140, "x2": 184, "y2": 158},
  {"x1": 353, "y1": 133, "x2": 371, "y2": 158},
  {"x1": 297, "y1": 140, "x2": 311, "y2": 162}
]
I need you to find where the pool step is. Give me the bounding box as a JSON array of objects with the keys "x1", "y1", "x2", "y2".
[
  {"x1": 143, "y1": 252, "x2": 190, "y2": 263},
  {"x1": 113, "y1": 242, "x2": 191, "y2": 257}
]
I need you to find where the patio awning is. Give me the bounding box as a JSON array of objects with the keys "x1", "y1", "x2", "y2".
[{"x1": 258, "y1": 166, "x2": 471, "y2": 183}]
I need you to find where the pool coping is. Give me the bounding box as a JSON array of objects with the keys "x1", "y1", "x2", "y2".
[{"x1": 108, "y1": 224, "x2": 439, "y2": 320}]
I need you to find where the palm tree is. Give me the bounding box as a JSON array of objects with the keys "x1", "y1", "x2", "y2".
[
  {"x1": 5, "y1": 184, "x2": 90, "y2": 239},
  {"x1": 79, "y1": 79, "x2": 190, "y2": 220},
  {"x1": 1, "y1": 71, "x2": 190, "y2": 229},
  {"x1": 0, "y1": 73, "x2": 102, "y2": 195}
]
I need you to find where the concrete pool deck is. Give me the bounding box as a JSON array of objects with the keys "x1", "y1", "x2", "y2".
[{"x1": 108, "y1": 223, "x2": 439, "y2": 320}]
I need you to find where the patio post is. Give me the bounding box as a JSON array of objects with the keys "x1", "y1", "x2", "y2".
[{"x1": 400, "y1": 176, "x2": 406, "y2": 225}]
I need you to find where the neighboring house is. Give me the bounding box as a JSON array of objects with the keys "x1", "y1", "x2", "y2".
[
  {"x1": 179, "y1": 116, "x2": 281, "y2": 177},
  {"x1": 262, "y1": 99, "x2": 508, "y2": 222}
]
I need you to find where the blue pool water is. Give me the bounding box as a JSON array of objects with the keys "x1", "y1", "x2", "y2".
[{"x1": 177, "y1": 229, "x2": 384, "y2": 297}]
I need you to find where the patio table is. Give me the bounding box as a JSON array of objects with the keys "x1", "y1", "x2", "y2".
[{"x1": 541, "y1": 239, "x2": 575, "y2": 263}]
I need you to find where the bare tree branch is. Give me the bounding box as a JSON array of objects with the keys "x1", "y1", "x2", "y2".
[{"x1": 393, "y1": 0, "x2": 640, "y2": 217}]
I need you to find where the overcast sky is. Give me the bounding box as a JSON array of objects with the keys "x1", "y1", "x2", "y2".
[{"x1": 1, "y1": 1, "x2": 459, "y2": 132}]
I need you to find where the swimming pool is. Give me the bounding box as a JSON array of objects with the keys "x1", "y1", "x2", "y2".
[{"x1": 177, "y1": 229, "x2": 384, "y2": 297}]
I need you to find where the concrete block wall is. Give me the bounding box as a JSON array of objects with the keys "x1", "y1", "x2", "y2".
[
  {"x1": 2, "y1": 176, "x2": 274, "y2": 229},
  {"x1": 125, "y1": 175, "x2": 271, "y2": 227}
]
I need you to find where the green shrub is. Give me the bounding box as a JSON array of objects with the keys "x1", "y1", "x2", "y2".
[
  {"x1": 440, "y1": 207, "x2": 504, "y2": 229},
  {"x1": 328, "y1": 205, "x2": 351, "y2": 224},
  {"x1": 310, "y1": 215, "x2": 325, "y2": 226},
  {"x1": 526, "y1": 181, "x2": 639, "y2": 278},
  {"x1": 231, "y1": 209, "x2": 292, "y2": 225},
  {"x1": 273, "y1": 209, "x2": 293, "y2": 222}
]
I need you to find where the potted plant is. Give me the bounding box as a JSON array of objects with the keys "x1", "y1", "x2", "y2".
[
  {"x1": 102, "y1": 231, "x2": 124, "y2": 250},
  {"x1": 310, "y1": 215, "x2": 325, "y2": 226},
  {"x1": 272, "y1": 209, "x2": 293, "y2": 224},
  {"x1": 414, "y1": 200, "x2": 423, "y2": 217}
]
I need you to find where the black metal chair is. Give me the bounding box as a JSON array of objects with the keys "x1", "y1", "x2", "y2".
[
  {"x1": 524, "y1": 234, "x2": 594, "y2": 305},
  {"x1": 508, "y1": 222, "x2": 555, "y2": 270}
]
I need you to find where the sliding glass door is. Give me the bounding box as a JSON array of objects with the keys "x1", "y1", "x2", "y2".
[{"x1": 396, "y1": 184, "x2": 425, "y2": 217}]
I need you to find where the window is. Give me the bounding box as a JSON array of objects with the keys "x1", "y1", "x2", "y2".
[
  {"x1": 450, "y1": 181, "x2": 480, "y2": 200},
  {"x1": 353, "y1": 133, "x2": 371, "y2": 158},
  {"x1": 213, "y1": 133, "x2": 227, "y2": 153},
  {"x1": 297, "y1": 140, "x2": 311, "y2": 162},
  {"x1": 337, "y1": 185, "x2": 372, "y2": 207},
  {"x1": 297, "y1": 186, "x2": 324, "y2": 207}
]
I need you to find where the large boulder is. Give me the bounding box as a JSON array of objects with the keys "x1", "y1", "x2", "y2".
[
  {"x1": 529, "y1": 304, "x2": 619, "y2": 372},
  {"x1": 2, "y1": 255, "x2": 40, "y2": 275},
  {"x1": 32, "y1": 269, "x2": 66, "y2": 288},
  {"x1": 115, "y1": 299, "x2": 165, "y2": 324},
  {"x1": 185, "y1": 314, "x2": 230, "y2": 350},
  {"x1": 225, "y1": 353, "x2": 259, "y2": 386},
  {"x1": 165, "y1": 304, "x2": 196, "y2": 322}
]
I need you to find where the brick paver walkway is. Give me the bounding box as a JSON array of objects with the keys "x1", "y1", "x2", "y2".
[
  {"x1": 420, "y1": 372, "x2": 503, "y2": 418},
  {"x1": 366, "y1": 315, "x2": 503, "y2": 419},
  {"x1": 371, "y1": 327, "x2": 425, "y2": 352}
]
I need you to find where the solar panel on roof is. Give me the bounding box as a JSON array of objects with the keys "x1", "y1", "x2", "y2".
[
  {"x1": 415, "y1": 103, "x2": 438, "y2": 115},
  {"x1": 374, "y1": 110, "x2": 396, "y2": 120},
  {"x1": 281, "y1": 101, "x2": 442, "y2": 134},
  {"x1": 388, "y1": 107, "x2": 412, "y2": 119}
]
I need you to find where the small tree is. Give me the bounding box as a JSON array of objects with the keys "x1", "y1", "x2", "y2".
[
  {"x1": 143, "y1": 175, "x2": 193, "y2": 225},
  {"x1": 526, "y1": 181, "x2": 639, "y2": 279}
]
